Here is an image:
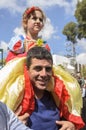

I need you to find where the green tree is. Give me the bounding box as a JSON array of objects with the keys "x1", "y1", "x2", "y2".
[
  {"x1": 62, "y1": 22, "x2": 78, "y2": 66},
  {"x1": 75, "y1": 0, "x2": 86, "y2": 39},
  {"x1": 62, "y1": 22, "x2": 77, "y2": 43}
]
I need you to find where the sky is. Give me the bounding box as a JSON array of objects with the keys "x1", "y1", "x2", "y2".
[{"x1": 0, "y1": 0, "x2": 86, "y2": 64}]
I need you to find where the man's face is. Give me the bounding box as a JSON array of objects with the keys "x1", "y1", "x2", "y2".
[{"x1": 28, "y1": 58, "x2": 52, "y2": 90}]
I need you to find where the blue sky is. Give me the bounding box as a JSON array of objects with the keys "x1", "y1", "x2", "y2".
[{"x1": 0, "y1": 0, "x2": 86, "y2": 60}]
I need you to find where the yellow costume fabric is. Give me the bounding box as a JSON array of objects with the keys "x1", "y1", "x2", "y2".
[
  {"x1": 52, "y1": 65, "x2": 82, "y2": 116},
  {"x1": 0, "y1": 57, "x2": 82, "y2": 114},
  {"x1": 0, "y1": 57, "x2": 26, "y2": 111},
  {"x1": 0, "y1": 57, "x2": 84, "y2": 129}
]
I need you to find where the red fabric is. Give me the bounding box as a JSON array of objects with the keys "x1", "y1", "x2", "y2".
[
  {"x1": 6, "y1": 40, "x2": 50, "y2": 62},
  {"x1": 6, "y1": 51, "x2": 27, "y2": 62},
  {"x1": 53, "y1": 75, "x2": 70, "y2": 116},
  {"x1": 21, "y1": 65, "x2": 35, "y2": 115},
  {"x1": 26, "y1": 6, "x2": 42, "y2": 15},
  {"x1": 24, "y1": 41, "x2": 50, "y2": 52},
  {"x1": 20, "y1": 71, "x2": 84, "y2": 129},
  {"x1": 5, "y1": 38, "x2": 84, "y2": 129},
  {"x1": 45, "y1": 44, "x2": 50, "y2": 51},
  {"x1": 53, "y1": 75, "x2": 85, "y2": 130},
  {"x1": 13, "y1": 41, "x2": 22, "y2": 51}
]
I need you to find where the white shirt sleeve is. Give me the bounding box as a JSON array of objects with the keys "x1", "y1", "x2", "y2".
[{"x1": 7, "y1": 106, "x2": 33, "y2": 130}]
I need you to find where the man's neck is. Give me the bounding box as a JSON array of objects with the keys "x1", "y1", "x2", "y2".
[{"x1": 33, "y1": 88, "x2": 44, "y2": 99}]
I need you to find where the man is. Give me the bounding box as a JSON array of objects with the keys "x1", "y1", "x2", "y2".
[
  {"x1": 17, "y1": 46, "x2": 76, "y2": 130},
  {"x1": 0, "y1": 101, "x2": 32, "y2": 130}
]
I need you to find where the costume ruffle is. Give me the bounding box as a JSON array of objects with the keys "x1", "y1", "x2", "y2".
[{"x1": 0, "y1": 57, "x2": 84, "y2": 129}]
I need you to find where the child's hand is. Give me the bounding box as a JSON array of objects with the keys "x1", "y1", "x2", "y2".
[{"x1": 15, "y1": 105, "x2": 30, "y2": 125}]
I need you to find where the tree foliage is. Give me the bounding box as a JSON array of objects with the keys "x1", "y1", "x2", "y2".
[
  {"x1": 74, "y1": 0, "x2": 86, "y2": 39},
  {"x1": 75, "y1": 0, "x2": 86, "y2": 24},
  {"x1": 63, "y1": 0, "x2": 86, "y2": 41},
  {"x1": 62, "y1": 22, "x2": 77, "y2": 43}
]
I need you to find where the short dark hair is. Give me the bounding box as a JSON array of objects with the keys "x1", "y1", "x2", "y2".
[{"x1": 26, "y1": 46, "x2": 53, "y2": 68}]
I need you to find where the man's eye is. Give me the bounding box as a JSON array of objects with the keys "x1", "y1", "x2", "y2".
[
  {"x1": 46, "y1": 67, "x2": 52, "y2": 72},
  {"x1": 34, "y1": 66, "x2": 42, "y2": 71},
  {"x1": 34, "y1": 66, "x2": 52, "y2": 72}
]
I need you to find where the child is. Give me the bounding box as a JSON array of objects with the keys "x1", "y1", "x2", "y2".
[{"x1": 6, "y1": 6, "x2": 50, "y2": 62}]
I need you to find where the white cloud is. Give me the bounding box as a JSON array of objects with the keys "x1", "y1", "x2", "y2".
[
  {"x1": 0, "y1": 0, "x2": 26, "y2": 13},
  {"x1": 77, "y1": 38, "x2": 86, "y2": 52},
  {"x1": 0, "y1": 0, "x2": 77, "y2": 15},
  {"x1": 13, "y1": 27, "x2": 25, "y2": 36},
  {"x1": 39, "y1": 18, "x2": 56, "y2": 40},
  {"x1": 26, "y1": 0, "x2": 69, "y2": 7},
  {"x1": 0, "y1": 41, "x2": 8, "y2": 51},
  {"x1": 76, "y1": 53, "x2": 86, "y2": 64}
]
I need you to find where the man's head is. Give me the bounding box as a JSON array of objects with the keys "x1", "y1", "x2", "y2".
[{"x1": 26, "y1": 46, "x2": 53, "y2": 91}]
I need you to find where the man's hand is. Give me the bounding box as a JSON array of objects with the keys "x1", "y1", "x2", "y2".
[
  {"x1": 56, "y1": 120, "x2": 76, "y2": 130},
  {"x1": 15, "y1": 106, "x2": 29, "y2": 125}
]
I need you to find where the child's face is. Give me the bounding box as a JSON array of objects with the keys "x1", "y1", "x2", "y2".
[{"x1": 27, "y1": 10, "x2": 44, "y2": 35}]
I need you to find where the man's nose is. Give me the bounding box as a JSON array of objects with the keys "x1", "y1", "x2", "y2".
[{"x1": 40, "y1": 68, "x2": 47, "y2": 76}]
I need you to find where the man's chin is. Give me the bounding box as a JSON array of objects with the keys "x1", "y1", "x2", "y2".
[{"x1": 37, "y1": 85, "x2": 47, "y2": 90}]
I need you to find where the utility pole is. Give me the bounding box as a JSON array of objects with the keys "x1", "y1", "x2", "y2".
[
  {"x1": 66, "y1": 42, "x2": 76, "y2": 57},
  {"x1": 66, "y1": 42, "x2": 77, "y2": 72},
  {"x1": 71, "y1": 43, "x2": 76, "y2": 66}
]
